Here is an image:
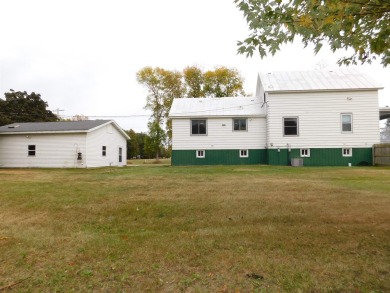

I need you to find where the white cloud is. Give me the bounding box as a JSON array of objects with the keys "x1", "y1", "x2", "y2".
[{"x1": 1, "y1": 0, "x2": 389, "y2": 132}]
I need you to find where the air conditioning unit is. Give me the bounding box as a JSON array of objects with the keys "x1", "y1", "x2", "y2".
[{"x1": 291, "y1": 158, "x2": 303, "y2": 167}]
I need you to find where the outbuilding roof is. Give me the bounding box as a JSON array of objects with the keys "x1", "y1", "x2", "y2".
[
  {"x1": 0, "y1": 120, "x2": 130, "y2": 139},
  {"x1": 259, "y1": 69, "x2": 383, "y2": 93},
  {"x1": 169, "y1": 96, "x2": 266, "y2": 118}
]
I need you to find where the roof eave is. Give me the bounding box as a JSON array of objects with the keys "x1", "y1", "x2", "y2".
[{"x1": 265, "y1": 87, "x2": 384, "y2": 94}]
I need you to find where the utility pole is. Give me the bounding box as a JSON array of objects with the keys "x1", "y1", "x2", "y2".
[{"x1": 53, "y1": 108, "x2": 64, "y2": 117}]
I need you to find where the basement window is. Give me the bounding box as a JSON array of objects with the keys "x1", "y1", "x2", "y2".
[
  {"x1": 28, "y1": 145, "x2": 36, "y2": 156},
  {"x1": 300, "y1": 148, "x2": 310, "y2": 157},
  {"x1": 102, "y1": 146, "x2": 106, "y2": 156},
  {"x1": 196, "y1": 150, "x2": 205, "y2": 158},
  {"x1": 342, "y1": 148, "x2": 352, "y2": 157},
  {"x1": 239, "y1": 149, "x2": 248, "y2": 158}
]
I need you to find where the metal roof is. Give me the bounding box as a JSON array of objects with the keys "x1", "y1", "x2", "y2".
[
  {"x1": 169, "y1": 97, "x2": 266, "y2": 118},
  {"x1": 0, "y1": 120, "x2": 129, "y2": 139},
  {"x1": 259, "y1": 69, "x2": 383, "y2": 93}
]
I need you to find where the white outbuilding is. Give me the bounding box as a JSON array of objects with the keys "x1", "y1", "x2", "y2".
[{"x1": 0, "y1": 120, "x2": 129, "y2": 168}]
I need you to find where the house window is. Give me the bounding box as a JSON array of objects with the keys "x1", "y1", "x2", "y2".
[
  {"x1": 196, "y1": 150, "x2": 205, "y2": 158},
  {"x1": 28, "y1": 145, "x2": 36, "y2": 156},
  {"x1": 342, "y1": 148, "x2": 352, "y2": 157},
  {"x1": 283, "y1": 117, "x2": 299, "y2": 136},
  {"x1": 119, "y1": 147, "x2": 122, "y2": 163},
  {"x1": 239, "y1": 149, "x2": 248, "y2": 157},
  {"x1": 102, "y1": 146, "x2": 106, "y2": 156},
  {"x1": 191, "y1": 119, "x2": 207, "y2": 135},
  {"x1": 341, "y1": 114, "x2": 352, "y2": 132},
  {"x1": 233, "y1": 118, "x2": 247, "y2": 131},
  {"x1": 300, "y1": 148, "x2": 310, "y2": 157}
]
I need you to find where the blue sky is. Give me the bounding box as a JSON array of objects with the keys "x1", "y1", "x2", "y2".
[{"x1": 0, "y1": 0, "x2": 389, "y2": 131}]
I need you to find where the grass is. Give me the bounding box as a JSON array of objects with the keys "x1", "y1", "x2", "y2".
[
  {"x1": 127, "y1": 158, "x2": 171, "y2": 166},
  {"x1": 0, "y1": 165, "x2": 389, "y2": 292}
]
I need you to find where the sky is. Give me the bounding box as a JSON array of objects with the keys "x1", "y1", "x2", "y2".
[{"x1": 0, "y1": 0, "x2": 389, "y2": 132}]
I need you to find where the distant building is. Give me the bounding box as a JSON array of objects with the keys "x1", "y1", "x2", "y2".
[{"x1": 0, "y1": 120, "x2": 129, "y2": 168}]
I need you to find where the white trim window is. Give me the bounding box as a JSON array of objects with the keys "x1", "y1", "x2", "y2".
[
  {"x1": 191, "y1": 119, "x2": 207, "y2": 135},
  {"x1": 341, "y1": 114, "x2": 352, "y2": 133},
  {"x1": 300, "y1": 148, "x2": 310, "y2": 157},
  {"x1": 342, "y1": 148, "x2": 352, "y2": 157},
  {"x1": 233, "y1": 118, "x2": 247, "y2": 131},
  {"x1": 196, "y1": 150, "x2": 205, "y2": 158},
  {"x1": 239, "y1": 149, "x2": 248, "y2": 158},
  {"x1": 102, "y1": 146, "x2": 107, "y2": 156},
  {"x1": 283, "y1": 117, "x2": 299, "y2": 136},
  {"x1": 28, "y1": 145, "x2": 36, "y2": 156}
]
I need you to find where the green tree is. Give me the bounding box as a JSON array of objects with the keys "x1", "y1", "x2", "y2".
[
  {"x1": 125, "y1": 129, "x2": 149, "y2": 159},
  {"x1": 0, "y1": 90, "x2": 58, "y2": 126},
  {"x1": 144, "y1": 121, "x2": 166, "y2": 160},
  {"x1": 204, "y1": 66, "x2": 245, "y2": 97},
  {"x1": 235, "y1": 0, "x2": 390, "y2": 66},
  {"x1": 125, "y1": 129, "x2": 140, "y2": 159}
]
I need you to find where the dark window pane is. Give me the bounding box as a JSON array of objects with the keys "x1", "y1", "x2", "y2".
[
  {"x1": 284, "y1": 118, "x2": 298, "y2": 135},
  {"x1": 192, "y1": 120, "x2": 206, "y2": 135},
  {"x1": 234, "y1": 119, "x2": 247, "y2": 131},
  {"x1": 234, "y1": 120, "x2": 239, "y2": 130},
  {"x1": 199, "y1": 121, "x2": 206, "y2": 134},
  {"x1": 192, "y1": 120, "x2": 198, "y2": 134}
]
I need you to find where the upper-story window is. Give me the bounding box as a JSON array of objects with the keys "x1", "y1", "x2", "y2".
[
  {"x1": 191, "y1": 119, "x2": 207, "y2": 135},
  {"x1": 102, "y1": 146, "x2": 106, "y2": 156},
  {"x1": 233, "y1": 118, "x2": 247, "y2": 131},
  {"x1": 341, "y1": 114, "x2": 352, "y2": 132},
  {"x1": 283, "y1": 117, "x2": 299, "y2": 136}
]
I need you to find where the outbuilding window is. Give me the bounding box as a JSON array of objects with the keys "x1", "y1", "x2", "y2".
[
  {"x1": 102, "y1": 146, "x2": 106, "y2": 156},
  {"x1": 341, "y1": 114, "x2": 352, "y2": 132},
  {"x1": 196, "y1": 150, "x2": 205, "y2": 158},
  {"x1": 283, "y1": 117, "x2": 299, "y2": 136},
  {"x1": 191, "y1": 119, "x2": 207, "y2": 135},
  {"x1": 28, "y1": 145, "x2": 36, "y2": 156},
  {"x1": 233, "y1": 118, "x2": 247, "y2": 131}
]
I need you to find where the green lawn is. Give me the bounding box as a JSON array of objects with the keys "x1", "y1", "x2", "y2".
[{"x1": 0, "y1": 165, "x2": 389, "y2": 292}]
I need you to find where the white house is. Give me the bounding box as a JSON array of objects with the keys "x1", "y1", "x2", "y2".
[
  {"x1": 0, "y1": 120, "x2": 129, "y2": 168},
  {"x1": 169, "y1": 69, "x2": 383, "y2": 166}
]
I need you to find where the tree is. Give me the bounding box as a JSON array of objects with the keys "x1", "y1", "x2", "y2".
[
  {"x1": 0, "y1": 90, "x2": 58, "y2": 126},
  {"x1": 136, "y1": 67, "x2": 185, "y2": 125},
  {"x1": 183, "y1": 66, "x2": 205, "y2": 98},
  {"x1": 204, "y1": 66, "x2": 245, "y2": 97},
  {"x1": 136, "y1": 66, "x2": 246, "y2": 158},
  {"x1": 136, "y1": 67, "x2": 185, "y2": 159},
  {"x1": 235, "y1": 0, "x2": 390, "y2": 66},
  {"x1": 144, "y1": 121, "x2": 167, "y2": 160}
]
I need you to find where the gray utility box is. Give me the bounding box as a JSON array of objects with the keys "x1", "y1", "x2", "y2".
[{"x1": 291, "y1": 158, "x2": 304, "y2": 167}]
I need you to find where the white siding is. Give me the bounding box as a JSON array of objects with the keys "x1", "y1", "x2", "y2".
[
  {"x1": 172, "y1": 117, "x2": 266, "y2": 150},
  {"x1": 85, "y1": 124, "x2": 127, "y2": 167},
  {"x1": 266, "y1": 90, "x2": 380, "y2": 148},
  {"x1": 0, "y1": 133, "x2": 86, "y2": 168}
]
